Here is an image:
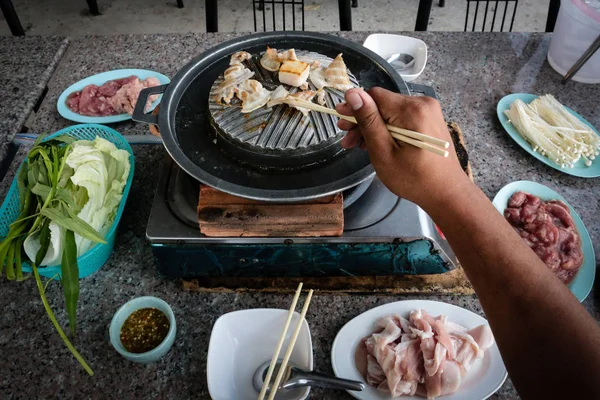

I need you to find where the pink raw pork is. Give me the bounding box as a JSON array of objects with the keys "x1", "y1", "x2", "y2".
[
  {"x1": 363, "y1": 309, "x2": 494, "y2": 399},
  {"x1": 66, "y1": 75, "x2": 161, "y2": 117}
]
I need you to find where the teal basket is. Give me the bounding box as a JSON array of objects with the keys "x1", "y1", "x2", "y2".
[{"x1": 0, "y1": 124, "x2": 135, "y2": 279}]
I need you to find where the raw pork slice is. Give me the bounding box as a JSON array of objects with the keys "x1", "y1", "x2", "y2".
[
  {"x1": 504, "y1": 191, "x2": 583, "y2": 284},
  {"x1": 66, "y1": 75, "x2": 161, "y2": 117},
  {"x1": 362, "y1": 309, "x2": 495, "y2": 399}
]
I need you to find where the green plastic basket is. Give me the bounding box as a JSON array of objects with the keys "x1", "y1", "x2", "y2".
[{"x1": 0, "y1": 124, "x2": 135, "y2": 279}]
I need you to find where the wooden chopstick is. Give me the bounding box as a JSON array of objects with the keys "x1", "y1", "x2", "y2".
[
  {"x1": 389, "y1": 131, "x2": 449, "y2": 157},
  {"x1": 257, "y1": 283, "x2": 304, "y2": 400},
  {"x1": 284, "y1": 98, "x2": 450, "y2": 155},
  {"x1": 267, "y1": 289, "x2": 314, "y2": 400}
]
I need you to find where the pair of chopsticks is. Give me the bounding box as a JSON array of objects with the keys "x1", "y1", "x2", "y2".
[
  {"x1": 284, "y1": 98, "x2": 450, "y2": 157},
  {"x1": 258, "y1": 283, "x2": 314, "y2": 400}
]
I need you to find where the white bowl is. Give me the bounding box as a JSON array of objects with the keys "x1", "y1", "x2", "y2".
[
  {"x1": 363, "y1": 34, "x2": 428, "y2": 82},
  {"x1": 207, "y1": 309, "x2": 313, "y2": 400},
  {"x1": 109, "y1": 296, "x2": 177, "y2": 364}
]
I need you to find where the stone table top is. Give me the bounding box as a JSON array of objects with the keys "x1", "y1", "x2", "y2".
[
  {"x1": 0, "y1": 36, "x2": 69, "y2": 162},
  {"x1": 1, "y1": 32, "x2": 599, "y2": 400}
]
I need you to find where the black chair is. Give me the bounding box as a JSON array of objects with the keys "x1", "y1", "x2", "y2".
[
  {"x1": 465, "y1": 0, "x2": 519, "y2": 32},
  {"x1": 0, "y1": 0, "x2": 25, "y2": 35},
  {"x1": 255, "y1": 0, "x2": 354, "y2": 31},
  {"x1": 253, "y1": 0, "x2": 305, "y2": 31},
  {"x1": 545, "y1": 0, "x2": 560, "y2": 32}
]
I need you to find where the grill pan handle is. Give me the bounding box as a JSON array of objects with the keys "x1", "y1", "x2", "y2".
[
  {"x1": 406, "y1": 83, "x2": 438, "y2": 100},
  {"x1": 132, "y1": 84, "x2": 169, "y2": 125}
]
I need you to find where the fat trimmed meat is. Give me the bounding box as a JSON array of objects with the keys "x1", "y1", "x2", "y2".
[{"x1": 504, "y1": 191, "x2": 583, "y2": 284}]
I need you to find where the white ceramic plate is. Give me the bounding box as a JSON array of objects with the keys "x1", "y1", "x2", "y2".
[
  {"x1": 363, "y1": 34, "x2": 427, "y2": 82},
  {"x1": 492, "y1": 180, "x2": 595, "y2": 302},
  {"x1": 57, "y1": 68, "x2": 170, "y2": 123},
  {"x1": 331, "y1": 300, "x2": 507, "y2": 400},
  {"x1": 207, "y1": 309, "x2": 313, "y2": 400}
]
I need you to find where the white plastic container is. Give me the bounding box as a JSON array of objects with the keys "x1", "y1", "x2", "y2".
[{"x1": 548, "y1": 0, "x2": 600, "y2": 83}]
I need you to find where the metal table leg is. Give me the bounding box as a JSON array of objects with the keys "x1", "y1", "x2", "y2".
[
  {"x1": 86, "y1": 0, "x2": 100, "y2": 16},
  {"x1": 177, "y1": 0, "x2": 184, "y2": 8},
  {"x1": 545, "y1": 0, "x2": 560, "y2": 32},
  {"x1": 415, "y1": 0, "x2": 433, "y2": 31},
  {"x1": 205, "y1": 0, "x2": 218, "y2": 32},
  {"x1": 338, "y1": 0, "x2": 352, "y2": 31},
  {"x1": 0, "y1": 0, "x2": 25, "y2": 35}
]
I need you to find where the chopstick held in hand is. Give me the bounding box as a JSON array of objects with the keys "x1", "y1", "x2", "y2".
[{"x1": 283, "y1": 98, "x2": 449, "y2": 158}]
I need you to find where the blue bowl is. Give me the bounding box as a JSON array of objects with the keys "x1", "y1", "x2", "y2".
[
  {"x1": 57, "y1": 69, "x2": 170, "y2": 124},
  {"x1": 492, "y1": 180, "x2": 595, "y2": 302}
]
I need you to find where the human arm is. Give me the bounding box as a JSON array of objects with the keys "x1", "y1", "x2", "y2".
[{"x1": 337, "y1": 88, "x2": 600, "y2": 399}]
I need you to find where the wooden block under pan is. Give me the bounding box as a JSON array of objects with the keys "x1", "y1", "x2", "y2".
[{"x1": 197, "y1": 186, "x2": 344, "y2": 237}]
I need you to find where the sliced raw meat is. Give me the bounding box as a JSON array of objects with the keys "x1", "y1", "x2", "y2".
[
  {"x1": 363, "y1": 309, "x2": 494, "y2": 399},
  {"x1": 366, "y1": 354, "x2": 386, "y2": 386},
  {"x1": 504, "y1": 192, "x2": 584, "y2": 284},
  {"x1": 66, "y1": 75, "x2": 161, "y2": 117}
]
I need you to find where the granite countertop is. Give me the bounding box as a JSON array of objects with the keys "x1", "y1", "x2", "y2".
[
  {"x1": 0, "y1": 36, "x2": 69, "y2": 162},
  {"x1": 1, "y1": 32, "x2": 599, "y2": 399}
]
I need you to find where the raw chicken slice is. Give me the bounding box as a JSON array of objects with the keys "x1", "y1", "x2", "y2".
[
  {"x1": 366, "y1": 354, "x2": 386, "y2": 386},
  {"x1": 433, "y1": 317, "x2": 456, "y2": 359},
  {"x1": 394, "y1": 338, "x2": 423, "y2": 382},
  {"x1": 450, "y1": 331, "x2": 481, "y2": 371},
  {"x1": 362, "y1": 309, "x2": 495, "y2": 400},
  {"x1": 365, "y1": 317, "x2": 405, "y2": 395},
  {"x1": 466, "y1": 324, "x2": 494, "y2": 352},
  {"x1": 425, "y1": 359, "x2": 463, "y2": 399}
]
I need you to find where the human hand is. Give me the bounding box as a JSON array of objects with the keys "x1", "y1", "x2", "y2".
[{"x1": 336, "y1": 87, "x2": 471, "y2": 207}]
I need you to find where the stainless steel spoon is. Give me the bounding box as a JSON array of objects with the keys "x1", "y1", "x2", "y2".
[
  {"x1": 387, "y1": 53, "x2": 415, "y2": 71},
  {"x1": 253, "y1": 359, "x2": 365, "y2": 395}
]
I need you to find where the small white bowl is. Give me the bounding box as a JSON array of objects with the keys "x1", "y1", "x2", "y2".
[
  {"x1": 207, "y1": 309, "x2": 313, "y2": 400},
  {"x1": 363, "y1": 33, "x2": 428, "y2": 82},
  {"x1": 109, "y1": 296, "x2": 176, "y2": 364}
]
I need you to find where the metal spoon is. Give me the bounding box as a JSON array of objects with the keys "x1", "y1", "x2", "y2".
[
  {"x1": 386, "y1": 53, "x2": 415, "y2": 71},
  {"x1": 252, "y1": 359, "x2": 365, "y2": 395}
]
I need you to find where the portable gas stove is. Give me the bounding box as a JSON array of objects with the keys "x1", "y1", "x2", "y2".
[{"x1": 147, "y1": 155, "x2": 459, "y2": 278}]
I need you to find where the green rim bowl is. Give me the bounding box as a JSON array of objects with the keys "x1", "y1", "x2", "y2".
[
  {"x1": 497, "y1": 93, "x2": 600, "y2": 178},
  {"x1": 109, "y1": 296, "x2": 176, "y2": 363},
  {"x1": 492, "y1": 180, "x2": 595, "y2": 302}
]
